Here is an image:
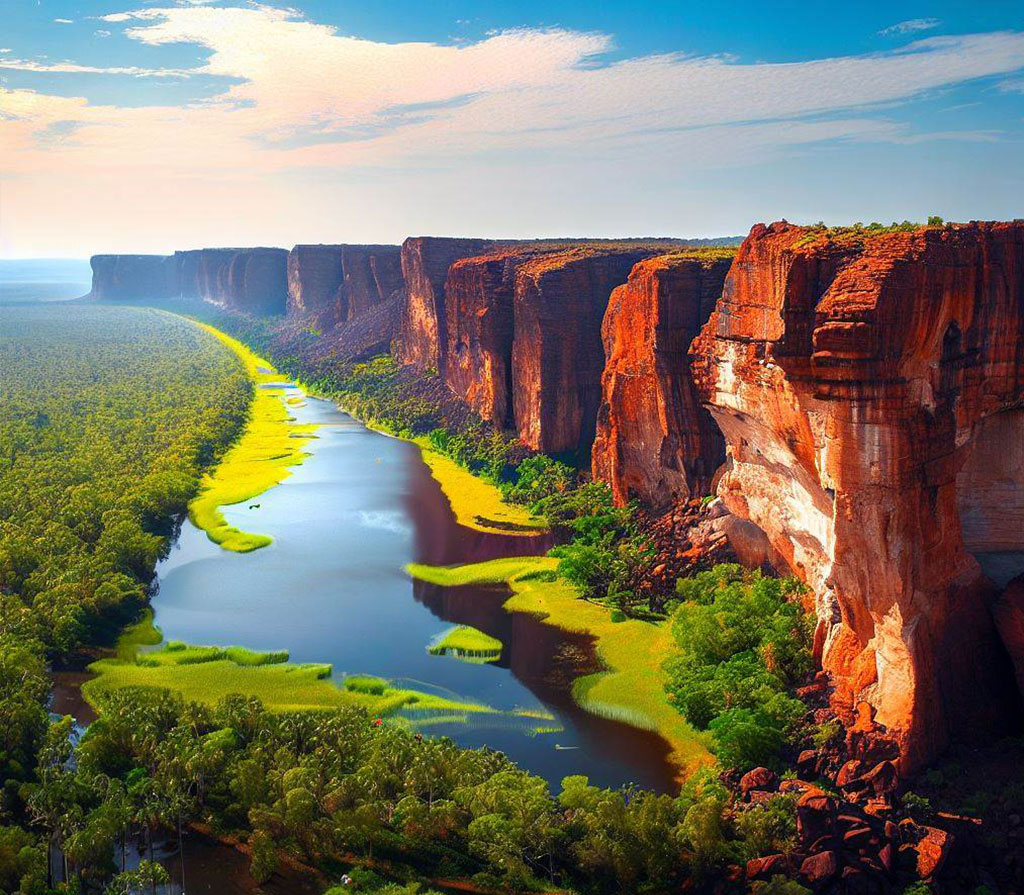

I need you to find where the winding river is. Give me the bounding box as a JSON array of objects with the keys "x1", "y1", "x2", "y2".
[{"x1": 144, "y1": 383, "x2": 676, "y2": 793}]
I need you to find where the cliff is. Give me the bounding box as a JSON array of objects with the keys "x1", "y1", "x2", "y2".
[
  {"x1": 591, "y1": 251, "x2": 733, "y2": 507},
  {"x1": 89, "y1": 254, "x2": 175, "y2": 300},
  {"x1": 690, "y1": 220, "x2": 1024, "y2": 771},
  {"x1": 398, "y1": 237, "x2": 494, "y2": 371},
  {"x1": 287, "y1": 244, "x2": 402, "y2": 327},
  {"x1": 188, "y1": 248, "x2": 288, "y2": 315},
  {"x1": 511, "y1": 247, "x2": 659, "y2": 457}
]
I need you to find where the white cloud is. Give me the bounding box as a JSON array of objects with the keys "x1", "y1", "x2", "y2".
[
  {"x1": 53, "y1": 18, "x2": 74, "y2": 25},
  {"x1": 880, "y1": 18, "x2": 941, "y2": 37},
  {"x1": 1, "y1": 5, "x2": 1023, "y2": 253},
  {"x1": 95, "y1": 30, "x2": 112, "y2": 38}
]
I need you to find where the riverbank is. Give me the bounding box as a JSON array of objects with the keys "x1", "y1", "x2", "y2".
[
  {"x1": 407, "y1": 556, "x2": 714, "y2": 782},
  {"x1": 188, "y1": 324, "x2": 317, "y2": 552}
]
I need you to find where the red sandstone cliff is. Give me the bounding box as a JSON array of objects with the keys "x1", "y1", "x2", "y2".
[
  {"x1": 287, "y1": 244, "x2": 402, "y2": 327},
  {"x1": 691, "y1": 221, "x2": 1024, "y2": 771},
  {"x1": 398, "y1": 237, "x2": 493, "y2": 371},
  {"x1": 89, "y1": 254, "x2": 176, "y2": 300},
  {"x1": 511, "y1": 247, "x2": 659, "y2": 457},
  {"x1": 592, "y1": 251, "x2": 733, "y2": 507}
]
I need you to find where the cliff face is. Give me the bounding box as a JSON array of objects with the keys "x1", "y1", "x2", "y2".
[
  {"x1": 511, "y1": 248, "x2": 656, "y2": 457},
  {"x1": 89, "y1": 254, "x2": 175, "y2": 300},
  {"x1": 592, "y1": 252, "x2": 733, "y2": 507},
  {"x1": 175, "y1": 248, "x2": 288, "y2": 314},
  {"x1": 398, "y1": 237, "x2": 493, "y2": 371},
  {"x1": 691, "y1": 221, "x2": 1024, "y2": 771},
  {"x1": 287, "y1": 244, "x2": 402, "y2": 327},
  {"x1": 444, "y1": 250, "x2": 522, "y2": 427}
]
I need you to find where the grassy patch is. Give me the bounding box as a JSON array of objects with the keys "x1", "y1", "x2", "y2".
[
  {"x1": 407, "y1": 557, "x2": 714, "y2": 782},
  {"x1": 410, "y1": 437, "x2": 547, "y2": 536},
  {"x1": 86, "y1": 623, "x2": 553, "y2": 731},
  {"x1": 187, "y1": 324, "x2": 317, "y2": 553},
  {"x1": 428, "y1": 625, "x2": 503, "y2": 663}
]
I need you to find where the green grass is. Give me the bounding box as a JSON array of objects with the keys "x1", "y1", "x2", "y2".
[
  {"x1": 409, "y1": 437, "x2": 547, "y2": 537},
  {"x1": 86, "y1": 620, "x2": 555, "y2": 731},
  {"x1": 188, "y1": 324, "x2": 317, "y2": 552},
  {"x1": 406, "y1": 557, "x2": 714, "y2": 783},
  {"x1": 428, "y1": 625, "x2": 503, "y2": 663}
]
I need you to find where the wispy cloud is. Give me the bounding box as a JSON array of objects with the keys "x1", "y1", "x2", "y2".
[
  {"x1": 880, "y1": 18, "x2": 941, "y2": 37},
  {"x1": 1, "y1": 4, "x2": 1022, "y2": 253},
  {"x1": 54, "y1": 18, "x2": 75, "y2": 25}
]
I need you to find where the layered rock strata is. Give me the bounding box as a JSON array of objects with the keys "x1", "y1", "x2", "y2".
[
  {"x1": 398, "y1": 237, "x2": 493, "y2": 371},
  {"x1": 287, "y1": 244, "x2": 402, "y2": 327},
  {"x1": 591, "y1": 251, "x2": 734, "y2": 507},
  {"x1": 690, "y1": 220, "x2": 1024, "y2": 771}
]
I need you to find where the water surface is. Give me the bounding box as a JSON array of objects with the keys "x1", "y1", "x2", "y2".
[{"x1": 153, "y1": 386, "x2": 676, "y2": 792}]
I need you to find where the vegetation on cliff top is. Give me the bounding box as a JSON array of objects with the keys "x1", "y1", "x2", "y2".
[{"x1": 187, "y1": 323, "x2": 317, "y2": 552}]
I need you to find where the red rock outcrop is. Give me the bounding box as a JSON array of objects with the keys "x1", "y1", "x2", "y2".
[
  {"x1": 398, "y1": 237, "x2": 493, "y2": 371},
  {"x1": 511, "y1": 247, "x2": 659, "y2": 456},
  {"x1": 89, "y1": 254, "x2": 176, "y2": 300},
  {"x1": 691, "y1": 220, "x2": 1024, "y2": 771},
  {"x1": 287, "y1": 244, "x2": 402, "y2": 327},
  {"x1": 591, "y1": 251, "x2": 733, "y2": 507}
]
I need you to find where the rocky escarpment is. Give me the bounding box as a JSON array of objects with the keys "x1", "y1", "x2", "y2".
[
  {"x1": 691, "y1": 220, "x2": 1024, "y2": 772},
  {"x1": 287, "y1": 244, "x2": 402, "y2": 328},
  {"x1": 443, "y1": 244, "x2": 676, "y2": 458},
  {"x1": 511, "y1": 247, "x2": 662, "y2": 456},
  {"x1": 88, "y1": 254, "x2": 176, "y2": 300},
  {"x1": 183, "y1": 248, "x2": 288, "y2": 315},
  {"x1": 398, "y1": 237, "x2": 494, "y2": 371},
  {"x1": 591, "y1": 251, "x2": 733, "y2": 508}
]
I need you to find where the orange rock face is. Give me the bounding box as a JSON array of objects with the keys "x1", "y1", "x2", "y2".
[
  {"x1": 691, "y1": 221, "x2": 1024, "y2": 771},
  {"x1": 511, "y1": 248, "x2": 657, "y2": 456},
  {"x1": 592, "y1": 252, "x2": 733, "y2": 507},
  {"x1": 398, "y1": 237, "x2": 493, "y2": 371},
  {"x1": 287, "y1": 244, "x2": 402, "y2": 328}
]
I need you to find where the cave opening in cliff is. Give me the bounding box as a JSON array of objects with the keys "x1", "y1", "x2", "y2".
[{"x1": 956, "y1": 408, "x2": 1024, "y2": 588}]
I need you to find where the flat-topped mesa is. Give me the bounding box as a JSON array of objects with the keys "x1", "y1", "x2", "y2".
[
  {"x1": 511, "y1": 246, "x2": 666, "y2": 457},
  {"x1": 173, "y1": 247, "x2": 288, "y2": 315},
  {"x1": 89, "y1": 254, "x2": 176, "y2": 300},
  {"x1": 591, "y1": 250, "x2": 734, "y2": 508},
  {"x1": 287, "y1": 244, "x2": 403, "y2": 328},
  {"x1": 690, "y1": 220, "x2": 1024, "y2": 771},
  {"x1": 398, "y1": 237, "x2": 495, "y2": 371}
]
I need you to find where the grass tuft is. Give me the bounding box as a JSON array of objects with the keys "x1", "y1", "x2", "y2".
[{"x1": 428, "y1": 625, "x2": 503, "y2": 663}]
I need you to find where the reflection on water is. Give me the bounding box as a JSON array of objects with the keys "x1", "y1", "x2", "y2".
[{"x1": 143, "y1": 387, "x2": 675, "y2": 793}]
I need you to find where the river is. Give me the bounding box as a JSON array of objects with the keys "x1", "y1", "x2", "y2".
[{"x1": 142, "y1": 382, "x2": 676, "y2": 793}]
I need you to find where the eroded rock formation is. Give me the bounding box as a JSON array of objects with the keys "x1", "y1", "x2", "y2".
[
  {"x1": 691, "y1": 220, "x2": 1024, "y2": 771},
  {"x1": 398, "y1": 237, "x2": 493, "y2": 371},
  {"x1": 287, "y1": 244, "x2": 402, "y2": 327},
  {"x1": 592, "y1": 251, "x2": 733, "y2": 507},
  {"x1": 511, "y1": 247, "x2": 661, "y2": 457},
  {"x1": 89, "y1": 254, "x2": 176, "y2": 300}
]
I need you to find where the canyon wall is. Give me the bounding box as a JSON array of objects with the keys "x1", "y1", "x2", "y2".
[
  {"x1": 89, "y1": 254, "x2": 176, "y2": 300},
  {"x1": 690, "y1": 220, "x2": 1024, "y2": 771},
  {"x1": 287, "y1": 244, "x2": 402, "y2": 327},
  {"x1": 398, "y1": 237, "x2": 494, "y2": 371},
  {"x1": 591, "y1": 251, "x2": 733, "y2": 507}
]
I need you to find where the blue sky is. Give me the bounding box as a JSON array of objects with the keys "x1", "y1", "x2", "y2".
[{"x1": 2, "y1": 1, "x2": 1023, "y2": 256}]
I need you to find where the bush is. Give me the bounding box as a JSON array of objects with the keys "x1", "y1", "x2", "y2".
[{"x1": 664, "y1": 566, "x2": 813, "y2": 768}]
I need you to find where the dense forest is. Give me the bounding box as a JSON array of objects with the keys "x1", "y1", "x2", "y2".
[{"x1": 0, "y1": 306, "x2": 250, "y2": 891}]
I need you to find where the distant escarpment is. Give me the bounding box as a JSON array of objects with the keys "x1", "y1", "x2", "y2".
[
  {"x1": 691, "y1": 220, "x2": 1024, "y2": 771},
  {"x1": 89, "y1": 255, "x2": 177, "y2": 301},
  {"x1": 591, "y1": 250, "x2": 734, "y2": 507},
  {"x1": 287, "y1": 244, "x2": 403, "y2": 328}
]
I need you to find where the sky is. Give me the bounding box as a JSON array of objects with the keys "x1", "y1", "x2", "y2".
[{"x1": 1, "y1": 1, "x2": 1023, "y2": 257}]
